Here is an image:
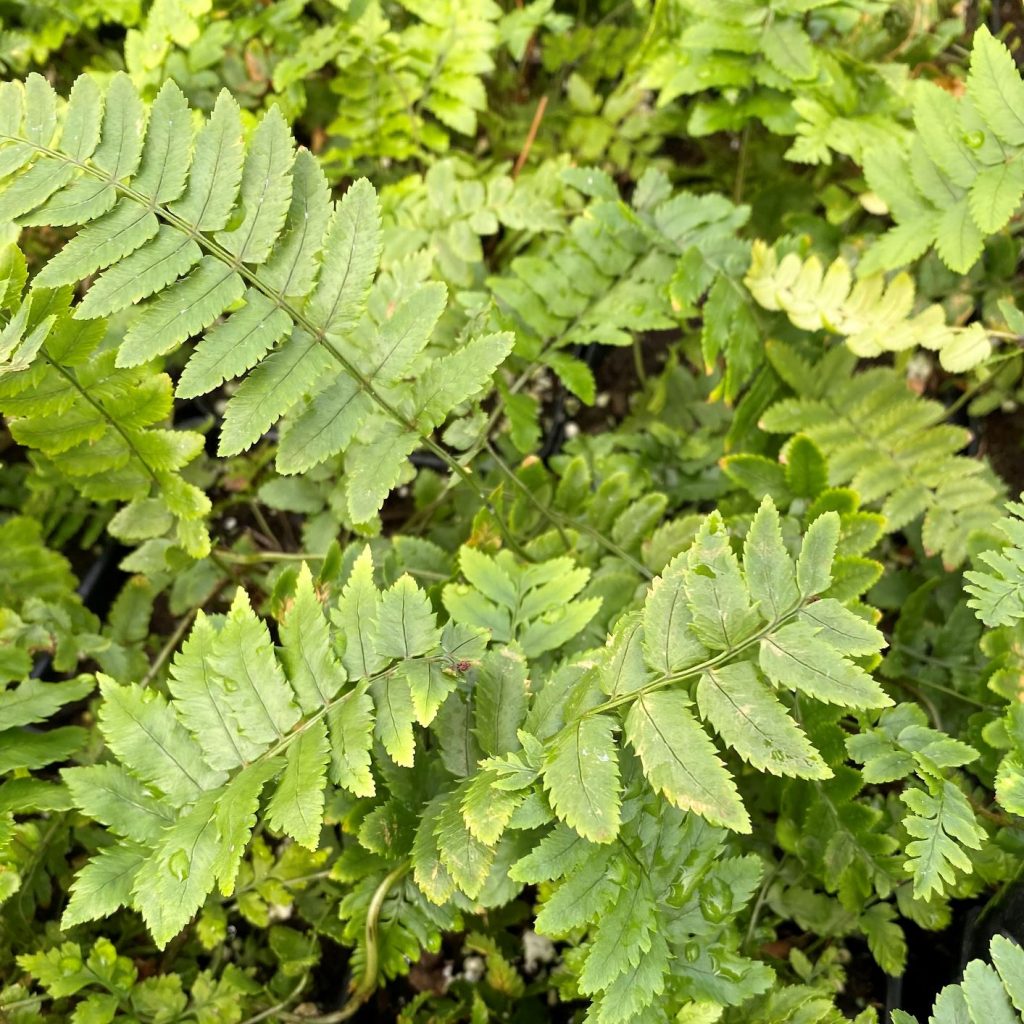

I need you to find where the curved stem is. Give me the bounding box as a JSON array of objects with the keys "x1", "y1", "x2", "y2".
[{"x1": 289, "y1": 862, "x2": 411, "y2": 1024}]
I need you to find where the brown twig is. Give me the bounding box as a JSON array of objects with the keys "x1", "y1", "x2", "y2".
[{"x1": 512, "y1": 94, "x2": 548, "y2": 178}]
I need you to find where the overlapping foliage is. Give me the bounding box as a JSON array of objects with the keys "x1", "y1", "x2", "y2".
[{"x1": 2, "y1": 4, "x2": 1024, "y2": 1024}]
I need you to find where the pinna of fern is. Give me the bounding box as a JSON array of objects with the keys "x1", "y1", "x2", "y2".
[
  {"x1": 0, "y1": 71, "x2": 512, "y2": 553},
  {"x1": 0, "y1": 244, "x2": 211, "y2": 556}
]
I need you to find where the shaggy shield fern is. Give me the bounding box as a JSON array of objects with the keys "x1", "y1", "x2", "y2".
[{"x1": 0, "y1": 73, "x2": 512, "y2": 534}]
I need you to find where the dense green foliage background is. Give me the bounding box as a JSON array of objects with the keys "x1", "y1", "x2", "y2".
[{"x1": 2, "y1": 1, "x2": 1024, "y2": 1022}]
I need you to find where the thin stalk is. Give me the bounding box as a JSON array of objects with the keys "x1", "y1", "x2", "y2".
[{"x1": 285, "y1": 862, "x2": 411, "y2": 1024}]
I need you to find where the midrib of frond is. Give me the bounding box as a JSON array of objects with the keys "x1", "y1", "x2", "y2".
[
  {"x1": 0, "y1": 131, "x2": 431, "y2": 455},
  {"x1": 42, "y1": 353, "x2": 161, "y2": 487},
  {"x1": 584, "y1": 595, "x2": 807, "y2": 719}
]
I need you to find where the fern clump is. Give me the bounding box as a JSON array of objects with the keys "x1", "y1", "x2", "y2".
[{"x1": 4, "y1": 11, "x2": 1024, "y2": 1024}]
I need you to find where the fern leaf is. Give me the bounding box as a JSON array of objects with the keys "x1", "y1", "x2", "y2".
[
  {"x1": 217, "y1": 329, "x2": 332, "y2": 457},
  {"x1": 327, "y1": 685, "x2": 376, "y2": 798},
  {"x1": 61, "y1": 843, "x2": 147, "y2": 930},
  {"x1": 0, "y1": 75, "x2": 508, "y2": 529},
  {"x1": 265, "y1": 720, "x2": 330, "y2": 850},
  {"x1": 306, "y1": 177, "x2": 381, "y2": 338},
  {"x1": 902, "y1": 780, "x2": 986, "y2": 900},
  {"x1": 62, "y1": 764, "x2": 175, "y2": 843},
  {"x1": 209, "y1": 588, "x2": 301, "y2": 744},
  {"x1": 210, "y1": 760, "x2": 282, "y2": 897},
  {"x1": 473, "y1": 648, "x2": 529, "y2": 757},
  {"x1": 167, "y1": 612, "x2": 264, "y2": 770},
  {"x1": 577, "y1": 869, "x2": 658, "y2": 995},
  {"x1": 696, "y1": 663, "x2": 830, "y2": 780},
  {"x1": 744, "y1": 241, "x2": 992, "y2": 371},
  {"x1": 372, "y1": 575, "x2": 441, "y2": 661},
  {"x1": 279, "y1": 563, "x2": 347, "y2": 713},
  {"x1": 434, "y1": 786, "x2": 495, "y2": 900},
  {"x1": 967, "y1": 26, "x2": 1024, "y2": 147},
  {"x1": 685, "y1": 512, "x2": 761, "y2": 649},
  {"x1": 371, "y1": 675, "x2": 416, "y2": 768},
  {"x1": 760, "y1": 622, "x2": 891, "y2": 708},
  {"x1": 97, "y1": 675, "x2": 225, "y2": 806},
  {"x1": 334, "y1": 547, "x2": 385, "y2": 678},
  {"x1": 75, "y1": 228, "x2": 201, "y2": 320},
  {"x1": 174, "y1": 291, "x2": 291, "y2": 401},
  {"x1": 169, "y1": 90, "x2": 243, "y2": 231},
  {"x1": 965, "y1": 497, "x2": 1024, "y2": 626},
  {"x1": 743, "y1": 496, "x2": 799, "y2": 620},
  {"x1": 625, "y1": 690, "x2": 749, "y2": 833},
  {"x1": 214, "y1": 105, "x2": 293, "y2": 264},
  {"x1": 543, "y1": 716, "x2": 621, "y2": 843},
  {"x1": 118, "y1": 257, "x2": 245, "y2": 366},
  {"x1": 131, "y1": 792, "x2": 221, "y2": 947},
  {"x1": 275, "y1": 376, "x2": 373, "y2": 475}
]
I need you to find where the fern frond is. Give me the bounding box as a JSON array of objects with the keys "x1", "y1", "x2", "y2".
[
  {"x1": 60, "y1": 551, "x2": 466, "y2": 946},
  {"x1": 0, "y1": 74, "x2": 512, "y2": 528},
  {"x1": 488, "y1": 166, "x2": 753, "y2": 410},
  {"x1": 537, "y1": 498, "x2": 888, "y2": 844},
  {"x1": 510, "y1": 800, "x2": 772, "y2": 1017},
  {"x1": 745, "y1": 241, "x2": 992, "y2": 372},
  {"x1": 0, "y1": 248, "x2": 211, "y2": 557},
  {"x1": 893, "y1": 934, "x2": 1024, "y2": 1024},
  {"x1": 965, "y1": 496, "x2": 1024, "y2": 626},
  {"x1": 861, "y1": 26, "x2": 1024, "y2": 275},
  {"x1": 760, "y1": 342, "x2": 1004, "y2": 568}
]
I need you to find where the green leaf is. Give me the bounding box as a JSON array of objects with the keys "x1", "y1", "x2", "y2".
[
  {"x1": 211, "y1": 760, "x2": 281, "y2": 896},
  {"x1": 696, "y1": 662, "x2": 829, "y2": 779},
  {"x1": 473, "y1": 648, "x2": 529, "y2": 757},
  {"x1": 935, "y1": 197, "x2": 985, "y2": 274},
  {"x1": 968, "y1": 26, "x2": 1024, "y2": 147},
  {"x1": 334, "y1": 546, "x2": 385, "y2": 678},
  {"x1": 534, "y1": 846, "x2": 617, "y2": 937},
  {"x1": 327, "y1": 685, "x2": 375, "y2": 797},
  {"x1": 743, "y1": 496, "x2": 798, "y2": 621},
  {"x1": 97, "y1": 675, "x2": 225, "y2": 807},
  {"x1": 372, "y1": 574, "x2": 440, "y2": 660},
  {"x1": 170, "y1": 89, "x2": 244, "y2": 231},
  {"x1": 371, "y1": 675, "x2": 416, "y2": 768},
  {"x1": 435, "y1": 786, "x2": 495, "y2": 900},
  {"x1": 962, "y1": 960, "x2": 1019, "y2": 1024},
  {"x1": 132, "y1": 792, "x2": 221, "y2": 947},
  {"x1": 577, "y1": 870, "x2": 659, "y2": 995},
  {"x1": 167, "y1": 612, "x2": 265, "y2": 771},
  {"x1": 685, "y1": 512, "x2": 761, "y2": 649},
  {"x1": 266, "y1": 720, "x2": 330, "y2": 850},
  {"x1": 968, "y1": 159, "x2": 1024, "y2": 234},
  {"x1": 625, "y1": 689, "x2": 749, "y2": 832},
  {"x1": 641, "y1": 555, "x2": 709, "y2": 674},
  {"x1": 215, "y1": 105, "x2": 293, "y2": 264},
  {"x1": 785, "y1": 435, "x2": 828, "y2": 499},
  {"x1": 543, "y1": 716, "x2": 621, "y2": 843},
  {"x1": 62, "y1": 843, "x2": 146, "y2": 929},
  {"x1": 796, "y1": 511, "x2": 840, "y2": 597},
  {"x1": 903, "y1": 780, "x2": 985, "y2": 900},
  {"x1": 117, "y1": 257, "x2": 244, "y2": 367},
  {"x1": 175, "y1": 291, "x2": 291, "y2": 400},
  {"x1": 759, "y1": 621, "x2": 892, "y2": 708},
  {"x1": 306, "y1": 177, "x2": 381, "y2": 338},
  {"x1": 62, "y1": 764, "x2": 175, "y2": 843},
  {"x1": 761, "y1": 20, "x2": 816, "y2": 80},
  {"x1": 0, "y1": 676, "x2": 92, "y2": 730},
  {"x1": 991, "y1": 934, "x2": 1024, "y2": 1014},
  {"x1": 279, "y1": 563, "x2": 346, "y2": 713},
  {"x1": 209, "y1": 588, "x2": 301, "y2": 744}
]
